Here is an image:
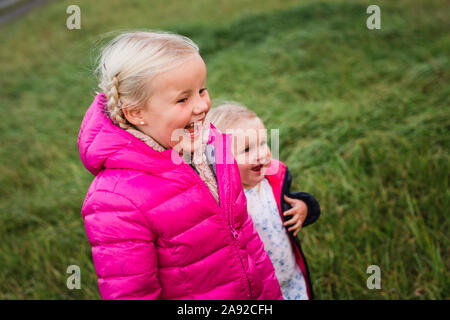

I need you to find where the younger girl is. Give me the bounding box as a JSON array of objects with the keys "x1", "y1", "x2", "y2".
[
  {"x1": 207, "y1": 103, "x2": 321, "y2": 300},
  {"x1": 77, "y1": 31, "x2": 283, "y2": 300}
]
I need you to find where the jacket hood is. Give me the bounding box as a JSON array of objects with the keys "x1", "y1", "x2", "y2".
[{"x1": 77, "y1": 92, "x2": 196, "y2": 176}]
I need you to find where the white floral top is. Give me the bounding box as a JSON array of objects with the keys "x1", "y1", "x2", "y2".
[{"x1": 244, "y1": 178, "x2": 309, "y2": 300}]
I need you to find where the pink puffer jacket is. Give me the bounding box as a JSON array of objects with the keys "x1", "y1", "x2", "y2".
[{"x1": 77, "y1": 92, "x2": 283, "y2": 300}]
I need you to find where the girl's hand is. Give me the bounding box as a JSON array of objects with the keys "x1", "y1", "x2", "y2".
[{"x1": 283, "y1": 195, "x2": 308, "y2": 237}]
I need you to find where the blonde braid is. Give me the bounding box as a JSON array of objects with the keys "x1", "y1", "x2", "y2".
[{"x1": 105, "y1": 75, "x2": 131, "y2": 129}]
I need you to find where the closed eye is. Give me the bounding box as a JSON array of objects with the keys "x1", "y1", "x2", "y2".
[{"x1": 177, "y1": 88, "x2": 206, "y2": 103}]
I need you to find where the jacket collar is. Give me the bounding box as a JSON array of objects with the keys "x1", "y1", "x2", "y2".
[{"x1": 264, "y1": 159, "x2": 286, "y2": 214}]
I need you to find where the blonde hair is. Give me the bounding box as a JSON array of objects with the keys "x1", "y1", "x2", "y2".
[
  {"x1": 207, "y1": 101, "x2": 260, "y2": 133},
  {"x1": 95, "y1": 30, "x2": 199, "y2": 129}
]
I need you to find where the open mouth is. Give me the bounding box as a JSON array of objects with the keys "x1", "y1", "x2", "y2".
[
  {"x1": 251, "y1": 161, "x2": 269, "y2": 172},
  {"x1": 184, "y1": 120, "x2": 203, "y2": 138},
  {"x1": 251, "y1": 164, "x2": 263, "y2": 172}
]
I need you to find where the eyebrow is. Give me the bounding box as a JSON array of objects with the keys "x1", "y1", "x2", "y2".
[
  {"x1": 173, "y1": 89, "x2": 193, "y2": 101},
  {"x1": 172, "y1": 81, "x2": 207, "y2": 100},
  {"x1": 178, "y1": 89, "x2": 192, "y2": 95}
]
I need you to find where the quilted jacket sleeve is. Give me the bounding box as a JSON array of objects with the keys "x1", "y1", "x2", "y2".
[{"x1": 82, "y1": 190, "x2": 161, "y2": 300}]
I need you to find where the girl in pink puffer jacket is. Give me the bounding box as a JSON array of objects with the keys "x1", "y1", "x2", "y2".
[{"x1": 77, "y1": 31, "x2": 283, "y2": 300}]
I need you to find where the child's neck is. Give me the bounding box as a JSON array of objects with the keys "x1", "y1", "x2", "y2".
[{"x1": 243, "y1": 182, "x2": 259, "y2": 190}]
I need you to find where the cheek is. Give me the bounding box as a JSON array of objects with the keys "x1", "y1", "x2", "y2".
[
  {"x1": 204, "y1": 91, "x2": 211, "y2": 107},
  {"x1": 171, "y1": 107, "x2": 190, "y2": 128},
  {"x1": 234, "y1": 153, "x2": 248, "y2": 166},
  {"x1": 261, "y1": 145, "x2": 272, "y2": 159},
  {"x1": 248, "y1": 149, "x2": 259, "y2": 163},
  {"x1": 237, "y1": 164, "x2": 251, "y2": 179}
]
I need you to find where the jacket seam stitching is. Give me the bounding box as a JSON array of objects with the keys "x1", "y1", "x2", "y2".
[{"x1": 90, "y1": 188, "x2": 156, "y2": 235}]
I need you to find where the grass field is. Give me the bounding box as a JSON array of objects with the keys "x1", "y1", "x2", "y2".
[{"x1": 0, "y1": 0, "x2": 448, "y2": 299}]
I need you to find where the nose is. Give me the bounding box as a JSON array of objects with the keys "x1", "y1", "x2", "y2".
[
  {"x1": 257, "y1": 144, "x2": 271, "y2": 164},
  {"x1": 193, "y1": 94, "x2": 211, "y2": 116}
]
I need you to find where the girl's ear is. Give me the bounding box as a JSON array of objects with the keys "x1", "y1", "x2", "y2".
[{"x1": 122, "y1": 106, "x2": 144, "y2": 126}]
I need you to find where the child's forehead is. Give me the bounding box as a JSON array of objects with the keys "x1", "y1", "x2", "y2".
[
  {"x1": 152, "y1": 54, "x2": 206, "y2": 92},
  {"x1": 229, "y1": 118, "x2": 267, "y2": 139},
  {"x1": 234, "y1": 117, "x2": 265, "y2": 130}
]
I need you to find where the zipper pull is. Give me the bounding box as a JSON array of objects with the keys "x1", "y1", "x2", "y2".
[{"x1": 231, "y1": 227, "x2": 239, "y2": 239}]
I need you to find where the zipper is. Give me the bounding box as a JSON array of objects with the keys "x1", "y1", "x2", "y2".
[
  {"x1": 237, "y1": 254, "x2": 253, "y2": 299},
  {"x1": 179, "y1": 143, "x2": 251, "y2": 295},
  {"x1": 229, "y1": 201, "x2": 238, "y2": 239},
  {"x1": 184, "y1": 147, "x2": 249, "y2": 295},
  {"x1": 183, "y1": 151, "x2": 238, "y2": 240},
  {"x1": 227, "y1": 165, "x2": 239, "y2": 239},
  {"x1": 225, "y1": 166, "x2": 252, "y2": 298}
]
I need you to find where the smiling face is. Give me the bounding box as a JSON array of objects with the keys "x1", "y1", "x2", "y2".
[
  {"x1": 230, "y1": 118, "x2": 272, "y2": 189},
  {"x1": 127, "y1": 53, "x2": 211, "y2": 152}
]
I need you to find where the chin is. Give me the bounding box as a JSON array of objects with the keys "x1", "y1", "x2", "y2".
[{"x1": 251, "y1": 176, "x2": 264, "y2": 185}]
